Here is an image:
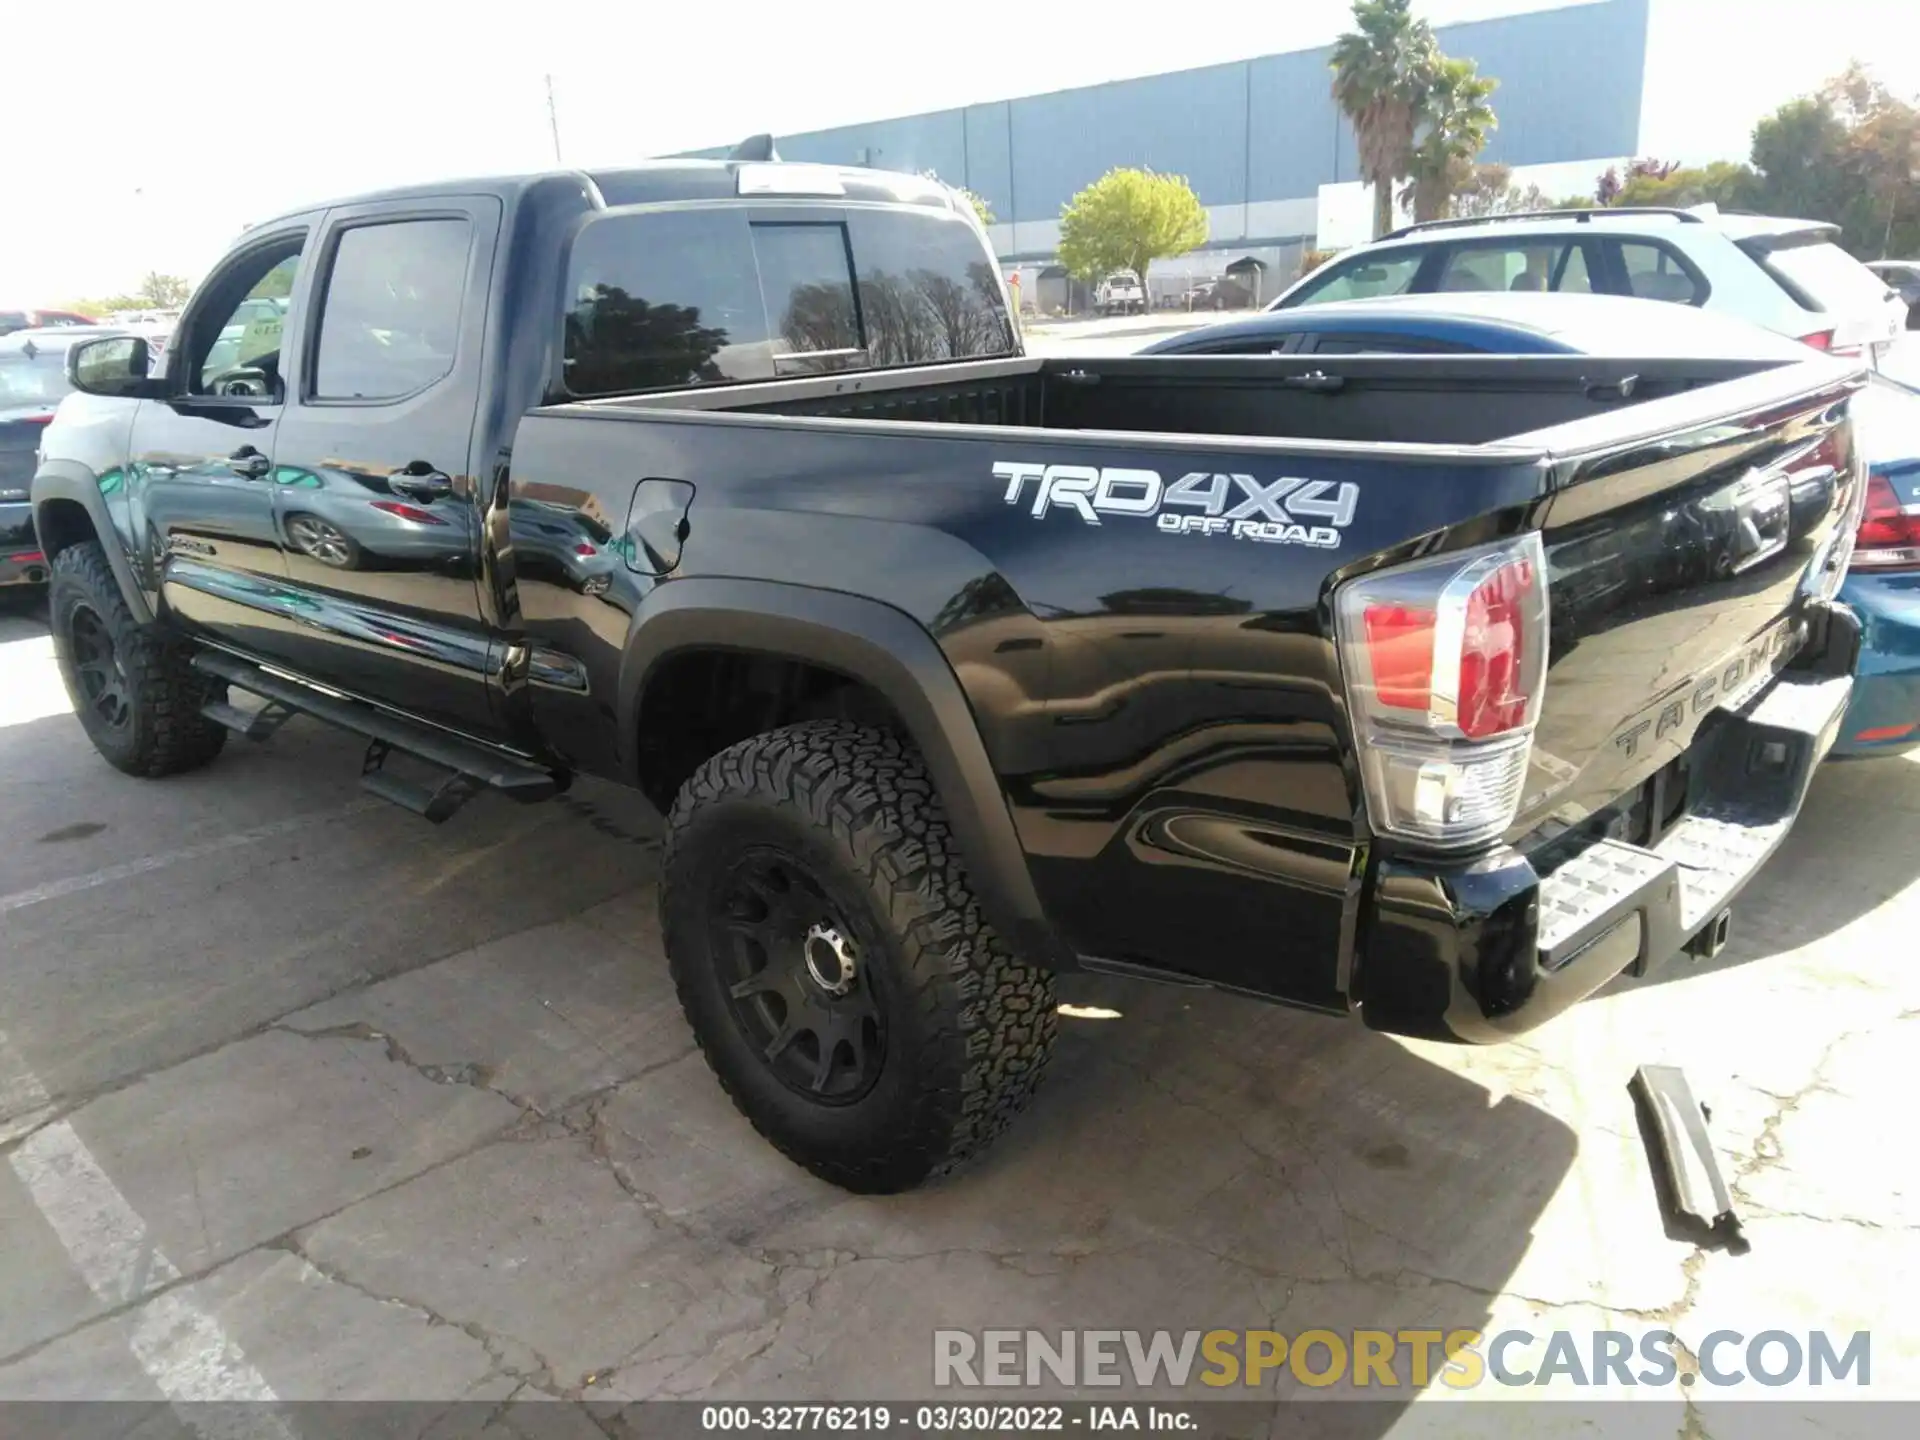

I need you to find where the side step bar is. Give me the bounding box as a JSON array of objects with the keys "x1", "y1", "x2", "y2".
[{"x1": 193, "y1": 650, "x2": 561, "y2": 822}]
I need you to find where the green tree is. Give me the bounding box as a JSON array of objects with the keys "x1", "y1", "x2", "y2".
[
  {"x1": 1748, "y1": 66, "x2": 1920, "y2": 257},
  {"x1": 1330, "y1": 0, "x2": 1440, "y2": 239},
  {"x1": 1399, "y1": 55, "x2": 1499, "y2": 222},
  {"x1": 139, "y1": 272, "x2": 192, "y2": 308},
  {"x1": 1614, "y1": 160, "x2": 1757, "y2": 209},
  {"x1": 1056, "y1": 168, "x2": 1209, "y2": 297}
]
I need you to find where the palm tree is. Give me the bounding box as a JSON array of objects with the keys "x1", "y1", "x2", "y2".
[
  {"x1": 1400, "y1": 57, "x2": 1499, "y2": 223},
  {"x1": 1330, "y1": 0, "x2": 1440, "y2": 239}
]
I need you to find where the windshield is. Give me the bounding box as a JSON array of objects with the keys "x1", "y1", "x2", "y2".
[
  {"x1": 0, "y1": 349, "x2": 71, "y2": 407},
  {"x1": 1757, "y1": 240, "x2": 1894, "y2": 314}
]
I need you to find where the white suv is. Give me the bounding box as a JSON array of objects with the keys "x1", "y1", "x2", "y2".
[{"x1": 1274, "y1": 206, "x2": 1910, "y2": 365}]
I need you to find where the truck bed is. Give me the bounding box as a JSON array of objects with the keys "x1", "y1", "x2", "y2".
[{"x1": 589, "y1": 351, "x2": 1796, "y2": 450}]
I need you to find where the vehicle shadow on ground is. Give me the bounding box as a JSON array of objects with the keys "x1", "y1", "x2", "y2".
[{"x1": 1606, "y1": 752, "x2": 1920, "y2": 992}]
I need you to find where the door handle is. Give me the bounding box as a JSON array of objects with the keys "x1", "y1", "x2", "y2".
[
  {"x1": 226, "y1": 447, "x2": 271, "y2": 480},
  {"x1": 388, "y1": 464, "x2": 453, "y2": 501}
]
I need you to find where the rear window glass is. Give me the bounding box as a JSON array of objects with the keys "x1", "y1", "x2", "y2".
[
  {"x1": 565, "y1": 210, "x2": 769, "y2": 396},
  {"x1": 848, "y1": 209, "x2": 1014, "y2": 366},
  {"x1": 1286, "y1": 251, "x2": 1423, "y2": 306},
  {"x1": 0, "y1": 347, "x2": 71, "y2": 406},
  {"x1": 563, "y1": 206, "x2": 1013, "y2": 398},
  {"x1": 1758, "y1": 240, "x2": 1893, "y2": 315}
]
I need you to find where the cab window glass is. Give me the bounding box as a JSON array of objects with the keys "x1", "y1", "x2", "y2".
[
  {"x1": 191, "y1": 242, "x2": 304, "y2": 400},
  {"x1": 564, "y1": 210, "x2": 769, "y2": 395},
  {"x1": 313, "y1": 218, "x2": 470, "y2": 401}
]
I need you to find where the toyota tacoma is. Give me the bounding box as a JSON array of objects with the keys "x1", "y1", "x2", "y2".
[{"x1": 32, "y1": 146, "x2": 1868, "y2": 1191}]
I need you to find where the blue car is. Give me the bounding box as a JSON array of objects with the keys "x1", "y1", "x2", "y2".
[{"x1": 1144, "y1": 293, "x2": 1920, "y2": 757}]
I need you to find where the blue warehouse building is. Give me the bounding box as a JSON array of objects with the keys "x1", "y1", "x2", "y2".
[{"x1": 682, "y1": 0, "x2": 1650, "y2": 306}]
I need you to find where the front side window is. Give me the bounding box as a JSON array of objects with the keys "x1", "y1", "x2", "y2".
[
  {"x1": 312, "y1": 218, "x2": 470, "y2": 401},
  {"x1": 565, "y1": 210, "x2": 769, "y2": 397},
  {"x1": 188, "y1": 240, "x2": 305, "y2": 399},
  {"x1": 1286, "y1": 251, "x2": 1424, "y2": 305}
]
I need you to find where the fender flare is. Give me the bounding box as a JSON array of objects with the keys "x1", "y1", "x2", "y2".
[
  {"x1": 32, "y1": 460, "x2": 154, "y2": 624},
  {"x1": 618, "y1": 578, "x2": 1071, "y2": 971}
]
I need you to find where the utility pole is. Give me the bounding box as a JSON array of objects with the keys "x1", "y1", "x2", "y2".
[{"x1": 545, "y1": 74, "x2": 563, "y2": 164}]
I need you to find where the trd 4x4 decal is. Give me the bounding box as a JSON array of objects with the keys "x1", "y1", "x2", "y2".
[{"x1": 993, "y1": 461, "x2": 1358, "y2": 549}]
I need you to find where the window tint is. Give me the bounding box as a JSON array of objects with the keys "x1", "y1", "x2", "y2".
[
  {"x1": 1614, "y1": 242, "x2": 1705, "y2": 305},
  {"x1": 565, "y1": 210, "x2": 769, "y2": 396},
  {"x1": 1756, "y1": 240, "x2": 1893, "y2": 315},
  {"x1": 848, "y1": 210, "x2": 1014, "y2": 366},
  {"x1": 752, "y1": 223, "x2": 860, "y2": 358},
  {"x1": 1308, "y1": 333, "x2": 1472, "y2": 354},
  {"x1": 313, "y1": 219, "x2": 469, "y2": 401},
  {"x1": 1288, "y1": 251, "x2": 1423, "y2": 305},
  {"x1": 1434, "y1": 241, "x2": 1591, "y2": 294},
  {"x1": 190, "y1": 239, "x2": 304, "y2": 399}
]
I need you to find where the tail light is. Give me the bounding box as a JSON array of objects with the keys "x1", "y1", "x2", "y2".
[
  {"x1": 1853, "y1": 471, "x2": 1920, "y2": 570},
  {"x1": 368, "y1": 500, "x2": 446, "y2": 525},
  {"x1": 20, "y1": 414, "x2": 54, "y2": 426},
  {"x1": 1334, "y1": 533, "x2": 1549, "y2": 849},
  {"x1": 1800, "y1": 330, "x2": 1834, "y2": 351},
  {"x1": 9, "y1": 549, "x2": 44, "y2": 564}
]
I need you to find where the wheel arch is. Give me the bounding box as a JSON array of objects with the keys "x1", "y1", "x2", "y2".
[
  {"x1": 32, "y1": 460, "x2": 154, "y2": 624},
  {"x1": 619, "y1": 579, "x2": 1070, "y2": 971}
]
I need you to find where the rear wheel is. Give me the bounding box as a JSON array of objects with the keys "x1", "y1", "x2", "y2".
[
  {"x1": 284, "y1": 513, "x2": 362, "y2": 569},
  {"x1": 662, "y1": 721, "x2": 1056, "y2": 1192},
  {"x1": 49, "y1": 542, "x2": 227, "y2": 777}
]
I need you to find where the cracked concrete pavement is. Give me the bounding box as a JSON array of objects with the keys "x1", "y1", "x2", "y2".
[{"x1": 2, "y1": 591, "x2": 1917, "y2": 1434}]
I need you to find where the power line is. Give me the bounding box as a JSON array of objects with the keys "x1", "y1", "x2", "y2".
[{"x1": 545, "y1": 74, "x2": 563, "y2": 164}]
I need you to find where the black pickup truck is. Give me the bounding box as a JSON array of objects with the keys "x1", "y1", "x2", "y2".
[{"x1": 34, "y1": 148, "x2": 1866, "y2": 1192}]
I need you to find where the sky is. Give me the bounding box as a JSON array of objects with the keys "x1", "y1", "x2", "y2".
[{"x1": 7, "y1": 0, "x2": 1917, "y2": 302}]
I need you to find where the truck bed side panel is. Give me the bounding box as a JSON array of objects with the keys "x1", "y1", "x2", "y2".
[{"x1": 507, "y1": 407, "x2": 1546, "y2": 1007}]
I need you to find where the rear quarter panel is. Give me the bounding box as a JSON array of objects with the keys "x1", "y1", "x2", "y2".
[{"x1": 506, "y1": 405, "x2": 1548, "y2": 1007}]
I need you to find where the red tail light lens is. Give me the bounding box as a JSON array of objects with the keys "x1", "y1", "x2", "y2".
[
  {"x1": 369, "y1": 500, "x2": 446, "y2": 525},
  {"x1": 1854, "y1": 471, "x2": 1920, "y2": 570},
  {"x1": 1800, "y1": 329, "x2": 1835, "y2": 351},
  {"x1": 9, "y1": 549, "x2": 44, "y2": 564},
  {"x1": 1336, "y1": 534, "x2": 1549, "y2": 848},
  {"x1": 20, "y1": 413, "x2": 55, "y2": 426}
]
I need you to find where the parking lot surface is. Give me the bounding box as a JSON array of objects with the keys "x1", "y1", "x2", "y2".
[{"x1": 2, "y1": 568, "x2": 1918, "y2": 1429}]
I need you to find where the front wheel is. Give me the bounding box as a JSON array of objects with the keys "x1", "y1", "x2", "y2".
[
  {"x1": 49, "y1": 542, "x2": 227, "y2": 777},
  {"x1": 662, "y1": 721, "x2": 1056, "y2": 1192}
]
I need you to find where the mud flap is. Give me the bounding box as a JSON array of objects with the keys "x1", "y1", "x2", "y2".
[{"x1": 1631, "y1": 1064, "x2": 1745, "y2": 1250}]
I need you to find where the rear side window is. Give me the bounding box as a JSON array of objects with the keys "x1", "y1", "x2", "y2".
[
  {"x1": 1613, "y1": 241, "x2": 1706, "y2": 306},
  {"x1": 1287, "y1": 251, "x2": 1423, "y2": 305},
  {"x1": 1434, "y1": 240, "x2": 1592, "y2": 294},
  {"x1": 1755, "y1": 239, "x2": 1892, "y2": 315},
  {"x1": 313, "y1": 218, "x2": 469, "y2": 400}
]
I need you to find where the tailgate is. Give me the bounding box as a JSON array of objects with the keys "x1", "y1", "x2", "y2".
[{"x1": 1504, "y1": 358, "x2": 1866, "y2": 845}]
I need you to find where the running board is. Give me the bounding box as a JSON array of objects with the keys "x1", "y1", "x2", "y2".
[{"x1": 192, "y1": 650, "x2": 561, "y2": 821}]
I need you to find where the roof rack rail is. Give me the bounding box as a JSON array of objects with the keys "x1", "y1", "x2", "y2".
[
  {"x1": 1382, "y1": 207, "x2": 1710, "y2": 240},
  {"x1": 729, "y1": 134, "x2": 781, "y2": 162}
]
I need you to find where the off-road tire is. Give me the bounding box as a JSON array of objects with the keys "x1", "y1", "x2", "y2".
[
  {"x1": 49, "y1": 542, "x2": 228, "y2": 777},
  {"x1": 662, "y1": 720, "x2": 1056, "y2": 1192}
]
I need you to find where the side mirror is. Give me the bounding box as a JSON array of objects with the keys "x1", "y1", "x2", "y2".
[{"x1": 66, "y1": 335, "x2": 160, "y2": 399}]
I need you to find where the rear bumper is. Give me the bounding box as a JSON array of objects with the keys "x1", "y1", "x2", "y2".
[
  {"x1": 1355, "y1": 611, "x2": 1857, "y2": 1044},
  {"x1": 0, "y1": 500, "x2": 46, "y2": 587}
]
